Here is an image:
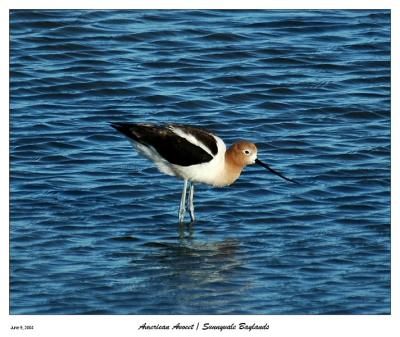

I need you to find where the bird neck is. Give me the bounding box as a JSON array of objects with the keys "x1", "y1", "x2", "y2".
[{"x1": 222, "y1": 147, "x2": 245, "y2": 186}]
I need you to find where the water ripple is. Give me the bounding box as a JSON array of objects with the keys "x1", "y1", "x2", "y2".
[{"x1": 10, "y1": 9, "x2": 390, "y2": 315}]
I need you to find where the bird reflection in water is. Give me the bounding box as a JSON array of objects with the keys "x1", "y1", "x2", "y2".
[{"x1": 152, "y1": 229, "x2": 242, "y2": 291}]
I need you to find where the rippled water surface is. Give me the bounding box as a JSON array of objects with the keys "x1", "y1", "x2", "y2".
[{"x1": 10, "y1": 10, "x2": 390, "y2": 314}]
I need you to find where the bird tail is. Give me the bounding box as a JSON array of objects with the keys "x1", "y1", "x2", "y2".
[{"x1": 110, "y1": 122, "x2": 141, "y2": 141}]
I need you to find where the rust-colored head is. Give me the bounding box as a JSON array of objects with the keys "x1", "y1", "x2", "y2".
[
  {"x1": 227, "y1": 141, "x2": 258, "y2": 167},
  {"x1": 225, "y1": 140, "x2": 299, "y2": 185}
]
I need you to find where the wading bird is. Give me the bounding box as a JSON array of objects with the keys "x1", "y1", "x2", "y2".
[{"x1": 111, "y1": 123, "x2": 297, "y2": 223}]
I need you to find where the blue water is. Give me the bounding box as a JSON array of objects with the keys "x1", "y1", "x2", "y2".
[{"x1": 10, "y1": 10, "x2": 390, "y2": 314}]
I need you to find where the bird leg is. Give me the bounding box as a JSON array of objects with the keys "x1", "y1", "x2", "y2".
[
  {"x1": 187, "y1": 182, "x2": 195, "y2": 222},
  {"x1": 178, "y1": 179, "x2": 189, "y2": 223}
]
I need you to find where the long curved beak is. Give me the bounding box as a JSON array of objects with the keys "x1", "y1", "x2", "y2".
[{"x1": 255, "y1": 159, "x2": 299, "y2": 184}]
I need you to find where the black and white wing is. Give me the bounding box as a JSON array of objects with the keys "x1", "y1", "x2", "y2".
[{"x1": 111, "y1": 123, "x2": 219, "y2": 166}]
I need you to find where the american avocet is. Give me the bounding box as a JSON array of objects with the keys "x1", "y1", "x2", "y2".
[{"x1": 111, "y1": 123, "x2": 297, "y2": 223}]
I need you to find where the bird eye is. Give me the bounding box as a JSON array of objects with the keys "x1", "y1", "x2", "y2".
[{"x1": 244, "y1": 150, "x2": 251, "y2": 155}]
